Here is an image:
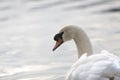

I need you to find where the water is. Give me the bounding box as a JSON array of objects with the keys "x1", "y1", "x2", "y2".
[{"x1": 0, "y1": 0, "x2": 120, "y2": 80}]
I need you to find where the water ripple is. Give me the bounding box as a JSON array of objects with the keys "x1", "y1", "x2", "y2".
[
  {"x1": 100, "y1": 7, "x2": 120, "y2": 13},
  {"x1": 64, "y1": 0, "x2": 114, "y2": 10}
]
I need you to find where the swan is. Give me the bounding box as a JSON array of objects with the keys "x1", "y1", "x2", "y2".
[{"x1": 53, "y1": 25, "x2": 120, "y2": 80}]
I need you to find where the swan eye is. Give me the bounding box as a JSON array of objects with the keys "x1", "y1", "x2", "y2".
[{"x1": 54, "y1": 32, "x2": 64, "y2": 41}]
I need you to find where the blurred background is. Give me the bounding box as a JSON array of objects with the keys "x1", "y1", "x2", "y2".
[{"x1": 0, "y1": 0, "x2": 120, "y2": 80}]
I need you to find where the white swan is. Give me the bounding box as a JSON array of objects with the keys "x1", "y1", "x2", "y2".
[{"x1": 53, "y1": 25, "x2": 120, "y2": 80}]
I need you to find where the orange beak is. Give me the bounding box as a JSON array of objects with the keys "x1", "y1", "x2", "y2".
[{"x1": 53, "y1": 38, "x2": 63, "y2": 51}]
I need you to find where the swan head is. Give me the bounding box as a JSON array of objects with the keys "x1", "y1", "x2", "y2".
[
  {"x1": 53, "y1": 25, "x2": 93, "y2": 57},
  {"x1": 53, "y1": 25, "x2": 76, "y2": 51}
]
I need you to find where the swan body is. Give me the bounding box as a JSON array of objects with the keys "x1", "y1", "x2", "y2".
[
  {"x1": 53, "y1": 25, "x2": 120, "y2": 80},
  {"x1": 66, "y1": 51, "x2": 120, "y2": 80}
]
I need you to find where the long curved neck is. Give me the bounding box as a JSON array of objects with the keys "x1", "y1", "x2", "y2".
[{"x1": 73, "y1": 28, "x2": 93, "y2": 58}]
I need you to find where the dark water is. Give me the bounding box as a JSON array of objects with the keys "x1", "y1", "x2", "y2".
[{"x1": 0, "y1": 0, "x2": 120, "y2": 80}]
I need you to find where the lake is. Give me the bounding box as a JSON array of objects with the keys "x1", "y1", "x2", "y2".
[{"x1": 0, "y1": 0, "x2": 120, "y2": 80}]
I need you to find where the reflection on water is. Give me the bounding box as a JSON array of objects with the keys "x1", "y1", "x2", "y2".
[{"x1": 0, "y1": 0, "x2": 120, "y2": 80}]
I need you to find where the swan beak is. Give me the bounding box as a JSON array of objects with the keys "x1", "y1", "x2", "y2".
[{"x1": 53, "y1": 38, "x2": 63, "y2": 51}]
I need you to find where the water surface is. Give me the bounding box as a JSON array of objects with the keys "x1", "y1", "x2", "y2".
[{"x1": 0, "y1": 0, "x2": 120, "y2": 80}]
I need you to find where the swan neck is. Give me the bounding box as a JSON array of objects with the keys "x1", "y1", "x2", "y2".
[{"x1": 73, "y1": 29, "x2": 93, "y2": 58}]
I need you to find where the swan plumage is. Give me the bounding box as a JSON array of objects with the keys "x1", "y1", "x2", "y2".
[
  {"x1": 53, "y1": 25, "x2": 120, "y2": 80},
  {"x1": 66, "y1": 51, "x2": 120, "y2": 80}
]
